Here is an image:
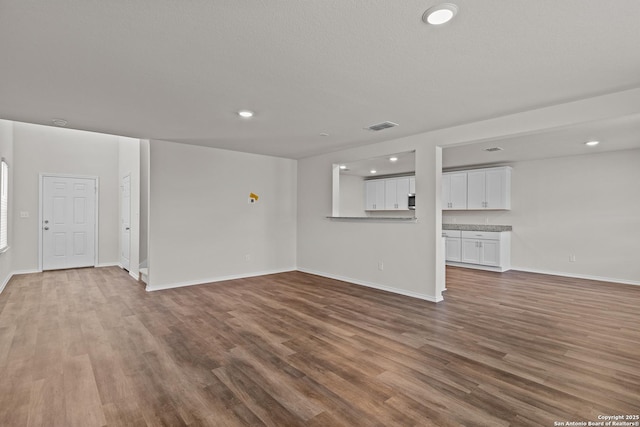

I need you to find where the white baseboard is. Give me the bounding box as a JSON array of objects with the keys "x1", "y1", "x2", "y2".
[
  {"x1": 297, "y1": 268, "x2": 443, "y2": 303},
  {"x1": 0, "y1": 272, "x2": 12, "y2": 295},
  {"x1": 145, "y1": 267, "x2": 297, "y2": 292},
  {"x1": 510, "y1": 266, "x2": 640, "y2": 287},
  {"x1": 129, "y1": 270, "x2": 139, "y2": 281},
  {"x1": 445, "y1": 261, "x2": 510, "y2": 273},
  {"x1": 96, "y1": 262, "x2": 120, "y2": 268},
  {"x1": 11, "y1": 269, "x2": 41, "y2": 275}
]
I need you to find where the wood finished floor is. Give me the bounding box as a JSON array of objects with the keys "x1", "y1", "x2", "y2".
[{"x1": 0, "y1": 267, "x2": 639, "y2": 426}]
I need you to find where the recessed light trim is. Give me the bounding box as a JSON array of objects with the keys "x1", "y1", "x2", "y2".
[
  {"x1": 423, "y1": 3, "x2": 458, "y2": 25},
  {"x1": 237, "y1": 110, "x2": 254, "y2": 118},
  {"x1": 585, "y1": 140, "x2": 600, "y2": 146},
  {"x1": 320, "y1": 133, "x2": 330, "y2": 137},
  {"x1": 389, "y1": 157, "x2": 398, "y2": 162},
  {"x1": 483, "y1": 147, "x2": 504, "y2": 152},
  {"x1": 339, "y1": 165, "x2": 347, "y2": 170},
  {"x1": 370, "y1": 170, "x2": 377, "y2": 174}
]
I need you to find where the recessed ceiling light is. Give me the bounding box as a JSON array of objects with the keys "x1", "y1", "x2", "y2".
[
  {"x1": 370, "y1": 170, "x2": 377, "y2": 174},
  {"x1": 389, "y1": 157, "x2": 398, "y2": 162},
  {"x1": 320, "y1": 133, "x2": 330, "y2": 137},
  {"x1": 484, "y1": 147, "x2": 504, "y2": 152},
  {"x1": 339, "y1": 165, "x2": 347, "y2": 170},
  {"x1": 237, "y1": 110, "x2": 254, "y2": 118},
  {"x1": 422, "y1": 3, "x2": 458, "y2": 25},
  {"x1": 585, "y1": 140, "x2": 600, "y2": 146},
  {"x1": 51, "y1": 118, "x2": 68, "y2": 127}
]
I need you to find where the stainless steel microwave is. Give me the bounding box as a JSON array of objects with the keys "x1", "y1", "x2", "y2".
[{"x1": 408, "y1": 193, "x2": 415, "y2": 210}]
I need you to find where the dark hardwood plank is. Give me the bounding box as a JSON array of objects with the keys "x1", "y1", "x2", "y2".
[{"x1": 0, "y1": 266, "x2": 638, "y2": 426}]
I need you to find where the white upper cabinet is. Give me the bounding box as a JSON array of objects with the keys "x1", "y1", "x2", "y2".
[
  {"x1": 365, "y1": 180, "x2": 385, "y2": 210},
  {"x1": 365, "y1": 176, "x2": 413, "y2": 211},
  {"x1": 385, "y1": 177, "x2": 410, "y2": 210},
  {"x1": 442, "y1": 172, "x2": 467, "y2": 210},
  {"x1": 466, "y1": 167, "x2": 511, "y2": 210},
  {"x1": 409, "y1": 177, "x2": 416, "y2": 194}
]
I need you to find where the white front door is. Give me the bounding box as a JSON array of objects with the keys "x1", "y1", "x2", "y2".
[
  {"x1": 120, "y1": 175, "x2": 131, "y2": 271},
  {"x1": 42, "y1": 176, "x2": 97, "y2": 270}
]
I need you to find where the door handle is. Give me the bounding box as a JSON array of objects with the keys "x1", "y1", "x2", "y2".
[
  {"x1": 44, "y1": 226, "x2": 49, "y2": 231},
  {"x1": 125, "y1": 227, "x2": 130, "y2": 230}
]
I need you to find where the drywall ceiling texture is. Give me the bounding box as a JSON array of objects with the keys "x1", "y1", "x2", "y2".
[
  {"x1": 1, "y1": 1, "x2": 640, "y2": 158},
  {"x1": 442, "y1": 149, "x2": 640, "y2": 284},
  {"x1": 11, "y1": 123, "x2": 120, "y2": 271},
  {"x1": 147, "y1": 140, "x2": 297, "y2": 290}
]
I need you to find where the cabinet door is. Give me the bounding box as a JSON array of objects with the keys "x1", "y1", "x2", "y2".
[
  {"x1": 480, "y1": 240, "x2": 500, "y2": 266},
  {"x1": 396, "y1": 177, "x2": 410, "y2": 210},
  {"x1": 467, "y1": 171, "x2": 485, "y2": 209},
  {"x1": 449, "y1": 173, "x2": 467, "y2": 209},
  {"x1": 445, "y1": 237, "x2": 462, "y2": 262},
  {"x1": 409, "y1": 177, "x2": 416, "y2": 194},
  {"x1": 461, "y1": 239, "x2": 481, "y2": 264},
  {"x1": 365, "y1": 181, "x2": 376, "y2": 210},
  {"x1": 365, "y1": 180, "x2": 385, "y2": 210},
  {"x1": 442, "y1": 174, "x2": 452, "y2": 210},
  {"x1": 385, "y1": 179, "x2": 398, "y2": 210},
  {"x1": 485, "y1": 168, "x2": 507, "y2": 209}
]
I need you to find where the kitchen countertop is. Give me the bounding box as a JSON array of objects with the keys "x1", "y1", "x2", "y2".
[{"x1": 443, "y1": 224, "x2": 512, "y2": 232}]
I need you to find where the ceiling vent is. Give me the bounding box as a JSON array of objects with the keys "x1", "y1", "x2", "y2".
[
  {"x1": 483, "y1": 147, "x2": 504, "y2": 152},
  {"x1": 366, "y1": 121, "x2": 399, "y2": 131}
]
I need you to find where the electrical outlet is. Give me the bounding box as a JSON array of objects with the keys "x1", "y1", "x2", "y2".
[
  {"x1": 245, "y1": 254, "x2": 251, "y2": 262},
  {"x1": 569, "y1": 254, "x2": 576, "y2": 262},
  {"x1": 20, "y1": 211, "x2": 29, "y2": 218},
  {"x1": 378, "y1": 261, "x2": 384, "y2": 271}
]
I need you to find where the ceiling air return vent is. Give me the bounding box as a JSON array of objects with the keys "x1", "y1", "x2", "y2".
[
  {"x1": 366, "y1": 121, "x2": 399, "y2": 131},
  {"x1": 483, "y1": 147, "x2": 504, "y2": 152}
]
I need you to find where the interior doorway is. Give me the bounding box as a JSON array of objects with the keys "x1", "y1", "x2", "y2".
[{"x1": 120, "y1": 174, "x2": 131, "y2": 271}]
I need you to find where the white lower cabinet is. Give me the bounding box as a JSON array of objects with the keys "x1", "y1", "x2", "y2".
[
  {"x1": 442, "y1": 230, "x2": 462, "y2": 262},
  {"x1": 445, "y1": 230, "x2": 510, "y2": 272}
]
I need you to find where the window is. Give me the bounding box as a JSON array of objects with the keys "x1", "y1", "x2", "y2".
[{"x1": 0, "y1": 159, "x2": 8, "y2": 253}]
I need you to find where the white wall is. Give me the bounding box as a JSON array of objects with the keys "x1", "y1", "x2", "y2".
[
  {"x1": 118, "y1": 136, "x2": 141, "y2": 279},
  {"x1": 338, "y1": 174, "x2": 365, "y2": 217},
  {"x1": 139, "y1": 139, "x2": 149, "y2": 265},
  {"x1": 0, "y1": 120, "x2": 14, "y2": 292},
  {"x1": 146, "y1": 140, "x2": 297, "y2": 290},
  {"x1": 443, "y1": 149, "x2": 640, "y2": 284},
  {"x1": 12, "y1": 122, "x2": 120, "y2": 271},
  {"x1": 298, "y1": 137, "x2": 443, "y2": 302}
]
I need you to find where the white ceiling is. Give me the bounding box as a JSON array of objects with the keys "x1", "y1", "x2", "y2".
[
  {"x1": 1, "y1": 1, "x2": 640, "y2": 159},
  {"x1": 340, "y1": 151, "x2": 415, "y2": 178},
  {"x1": 443, "y1": 113, "x2": 640, "y2": 169}
]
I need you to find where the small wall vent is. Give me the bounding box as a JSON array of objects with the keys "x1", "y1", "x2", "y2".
[
  {"x1": 366, "y1": 121, "x2": 399, "y2": 131},
  {"x1": 483, "y1": 147, "x2": 504, "y2": 152}
]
